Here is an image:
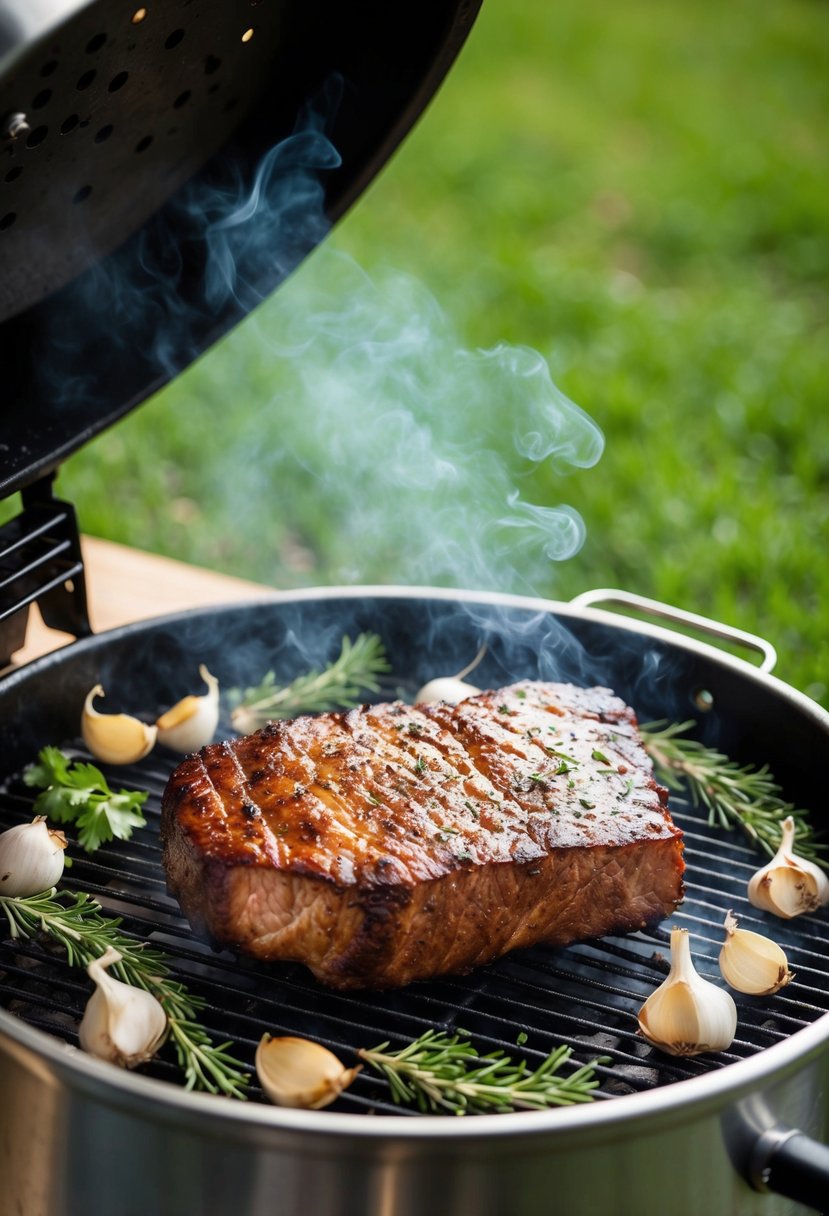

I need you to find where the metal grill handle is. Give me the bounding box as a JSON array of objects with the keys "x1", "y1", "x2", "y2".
[
  {"x1": 750, "y1": 1127, "x2": 829, "y2": 1214},
  {"x1": 569, "y1": 589, "x2": 778, "y2": 675}
]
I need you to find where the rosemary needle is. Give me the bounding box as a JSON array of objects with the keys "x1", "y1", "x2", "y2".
[
  {"x1": 358, "y1": 1029, "x2": 604, "y2": 1115},
  {"x1": 641, "y1": 719, "x2": 825, "y2": 866},
  {"x1": 228, "y1": 633, "x2": 390, "y2": 733},
  {"x1": 0, "y1": 888, "x2": 250, "y2": 1098}
]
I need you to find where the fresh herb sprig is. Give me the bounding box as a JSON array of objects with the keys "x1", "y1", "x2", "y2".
[
  {"x1": 642, "y1": 719, "x2": 825, "y2": 865},
  {"x1": 0, "y1": 888, "x2": 249, "y2": 1097},
  {"x1": 358, "y1": 1029, "x2": 603, "y2": 1115},
  {"x1": 228, "y1": 633, "x2": 390, "y2": 733},
  {"x1": 23, "y1": 747, "x2": 147, "y2": 853}
]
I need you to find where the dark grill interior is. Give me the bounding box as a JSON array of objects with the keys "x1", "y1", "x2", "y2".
[{"x1": 2, "y1": 733, "x2": 828, "y2": 1116}]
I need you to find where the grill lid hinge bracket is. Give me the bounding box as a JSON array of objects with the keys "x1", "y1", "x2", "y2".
[{"x1": 0, "y1": 473, "x2": 92, "y2": 667}]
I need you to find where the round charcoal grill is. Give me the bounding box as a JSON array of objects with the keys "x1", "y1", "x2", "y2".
[
  {"x1": 1, "y1": 2, "x2": 827, "y2": 1212},
  {"x1": 1, "y1": 589, "x2": 828, "y2": 1216}
]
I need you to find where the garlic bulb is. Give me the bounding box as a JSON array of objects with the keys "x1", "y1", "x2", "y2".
[
  {"x1": 81, "y1": 685, "x2": 157, "y2": 765},
  {"x1": 719, "y1": 910, "x2": 793, "y2": 995},
  {"x1": 156, "y1": 665, "x2": 220, "y2": 753},
  {"x1": 0, "y1": 816, "x2": 67, "y2": 897},
  {"x1": 79, "y1": 946, "x2": 167, "y2": 1068},
  {"x1": 747, "y1": 816, "x2": 829, "y2": 918},
  {"x1": 415, "y1": 677, "x2": 480, "y2": 705},
  {"x1": 255, "y1": 1035, "x2": 360, "y2": 1109},
  {"x1": 638, "y1": 926, "x2": 737, "y2": 1057}
]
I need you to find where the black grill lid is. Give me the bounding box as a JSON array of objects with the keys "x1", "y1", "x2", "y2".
[{"x1": 0, "y1": 0, "x2": 482, "y2": 498}]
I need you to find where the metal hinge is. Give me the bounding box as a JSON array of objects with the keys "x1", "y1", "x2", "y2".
[{"x1": 0, "y1": 473, "x2": 91, "y2": 667}]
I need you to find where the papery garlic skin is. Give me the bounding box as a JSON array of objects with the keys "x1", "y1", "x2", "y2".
[
  {"x1": 82, "y1": 685, "x2": 157, "y2": 765},
  {"x1": 156, "y1": 665, "x2": 220, "y2": 753},
  {"x1": 719, "y1": 910, "x2": 793, "y2": 996},
  {"x1": 0, "y1": 816, "x2": 67, "y2": 897},
  {"x1": 415, "y1": 677, "x2": 480, "y2": 705},
  {"x1": 256, "y1": 1034, "x2": 359, "y2": 1109},
  {"x1": 747, "y1": 816, "x2": 829, "y2": 919},
  {"x1": 638, "y1": 927, "x2": 737, "y2": 1057},
  {"x1": 79, "y1": 946, "x2": 167, "y2": 1068}
]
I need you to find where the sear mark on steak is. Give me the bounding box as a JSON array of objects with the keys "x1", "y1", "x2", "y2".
[{"x1": 161, "y1": 682, "x2": 685, "y2": 989}]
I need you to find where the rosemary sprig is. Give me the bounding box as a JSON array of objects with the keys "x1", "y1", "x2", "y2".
[
  {"x1": 0, "y1": 888, "x2": 250, "y2": 1098},
  {"x1": 358, "y1": 1029, "x2": 604, "y2": 1115},
  {"x1": 641, "y1": 719, "x2": 825, "y2": 866},
  {"x1": 228, "y1": 633, "x2": 390, "y2": 733}
]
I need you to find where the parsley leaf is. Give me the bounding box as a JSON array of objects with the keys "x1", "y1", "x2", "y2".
[{"x1": 24, "y1": 747, "x2": 148, "y2": 853}]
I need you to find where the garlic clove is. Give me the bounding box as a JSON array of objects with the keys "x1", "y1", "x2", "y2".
[
  {"x1": 719, "y1": 910, "x2": 793, "y2": 996},
  {"x1": 747, "y1": 816, "x2": 829, "y2": 919},
  {"x1": 0, "y1": 816, "x2": 67, "y2": 897},
  {"x1": 638, "y1": 926, "x2": 737, "y2": 1057},
  {"x1": 415, "y1": 677, "x2": 481, "y2": 705},
  {"x1": 414, "y1": 644, "x2": 487, "y2": 705},
  {"x1": 81, "y1": 685, "x2": 157, "y2": 765},
  {"x1": 255, "y1": 1034, "x2": 360, "y2": 1109},
  {"x1": 156, "y1": 665, "x2": 220, "y2": 753},
  {"x1": 79, "y1": 946, "x2": 167, "y2": 1069}
]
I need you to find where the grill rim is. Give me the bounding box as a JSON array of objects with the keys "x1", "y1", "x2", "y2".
[
  {"x1": 2, "y1": 583, "x2": 828, "y2": 1141},
  {"x1": 2, "y1": 999, "x2": 827, "y2": 1142}
]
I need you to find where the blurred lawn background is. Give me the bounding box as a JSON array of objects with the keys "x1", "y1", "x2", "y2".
[{"x1": 58, "y1": 0, "x2": 829, "y2": 703}]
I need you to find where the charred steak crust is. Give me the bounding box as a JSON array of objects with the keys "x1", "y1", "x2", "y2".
[{"x1": 161, "y1": 682, "x2": 684, "y2": 988}]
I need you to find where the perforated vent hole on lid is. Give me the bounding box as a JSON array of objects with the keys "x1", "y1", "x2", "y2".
[
  {"x1": 0, "y1": 213, "x2": 16, "y2": 230},
  {"x1": 25, "y1": 126, "x2": 47, "y2": 148}
]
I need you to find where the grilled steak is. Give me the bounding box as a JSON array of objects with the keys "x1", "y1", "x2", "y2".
[{"x1": 161, "y1": 682, "x2": 684, "y2": 988}]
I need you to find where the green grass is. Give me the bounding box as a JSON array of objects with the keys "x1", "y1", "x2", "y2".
[{"x1": 55, "y1": 0, "x2": 829, "y2": 704}]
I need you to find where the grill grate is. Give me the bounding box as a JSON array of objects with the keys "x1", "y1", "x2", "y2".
[{"x1": 2, "y1": 741, "x2": 829, "y2": 1115}]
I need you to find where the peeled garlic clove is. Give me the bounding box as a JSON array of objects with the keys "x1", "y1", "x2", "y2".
[
  {"x1": 256, "y1": 1034, "x2": 360, "y2": 1109},
  {"x1": 415, "y1": 644, "x2": 487, "y2": 704},
  {"x1": 747, "y1": 816, "x2": 829, "y2": 919},
  {"x1": 638, "y1": 926, "x2": 737, "y2": 1057},
  {"x1": 415, "y1": 677, "x2": 480, "y2": 704},
  {"x1": 719, "y1": 910, "x2": 793, "y2": 996},
  {"x1": 0, "y1": 816, "x2": 67, "y2": 897},
  {"x1": 156, "y1": 665, "x2": 220, "y2": 753},
  {"x1": 79, "y1": 946, "x2": 167, "y2": 1069},
  {"x1": 82, "y1": 685, "x2": 157, "y2": 765}
]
